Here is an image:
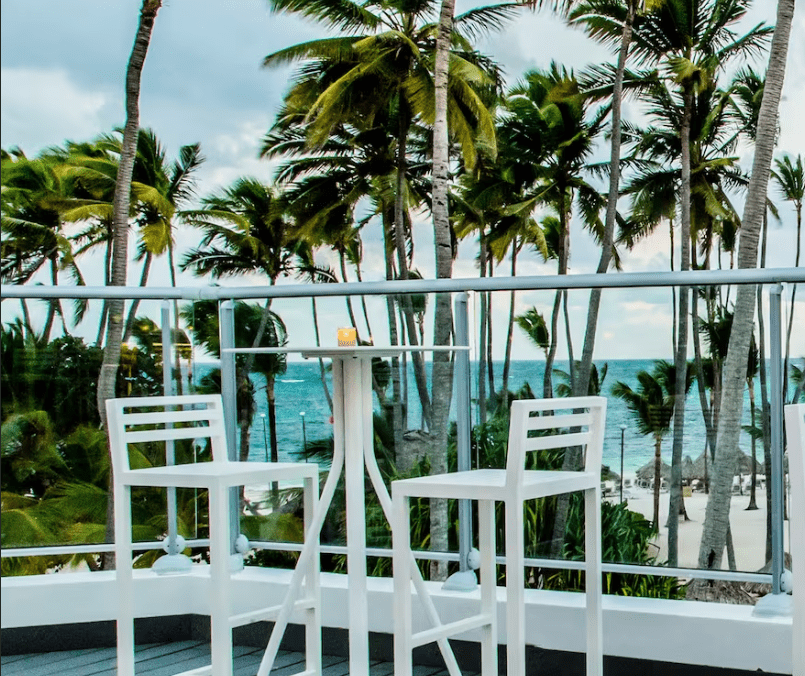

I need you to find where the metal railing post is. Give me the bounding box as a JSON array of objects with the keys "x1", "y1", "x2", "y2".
[
  {"x1": 442, "y1": 292, "x2": 477, "y2": 591},
  {"x1": 769, "y1": 284, "x2": 785, "y2": 596},
  {"x1": 150, "y1": 302, "x2": 192, "y2": 573},
  {"x1": 161, "y1": 302, "x2": 179, "y2": 554},
  {"x1": 219, "y1": 300, "x2": 240, "y2": 553}
]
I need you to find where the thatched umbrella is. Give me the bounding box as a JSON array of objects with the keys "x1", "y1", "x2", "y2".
[
  {"x1": 689, "y1": 449, "x2": 763, "y2": 481},
  {"x1": 682, "y1": 455, "x2": 696, "y2": 481},
  {"x1": 636, "y1": 459, "x2": 671, "y2": 482}
]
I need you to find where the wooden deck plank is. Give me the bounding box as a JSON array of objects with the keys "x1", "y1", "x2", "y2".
[
  {"x1": 0, "y1": 647, "x2": 111, "y2": 675},
  {"x1": 83, "y1": 641, "x2": 215, "y2": 675},
  {"x1": 368, "y1": 660, "x2": 396, "y2": 676},
  {"x1": 0, "y1": 643, "x2": 459, "y2": 676}
]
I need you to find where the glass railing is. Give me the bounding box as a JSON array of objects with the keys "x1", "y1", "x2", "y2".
[{"x1": 1, "y1": 268, "x2": 801, "y2": 604}]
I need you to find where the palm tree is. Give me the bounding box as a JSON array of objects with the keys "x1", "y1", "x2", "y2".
[
  {"x1": 506, "y1": 65, "x2": 607, "y2": 398},
  {"x1": 181, "y1": 177, "x2": 298, "y2": 471},
  {"x1": 89, "y1": 0, "x2": 162, "y2": 571},
  {"x1": 262, "y1": 109, "x2": 419, "y2": 444},
  {"x1": 97, "y1": 0, "x2": 163, "y2": 421},
  {"x1": 263, "y1": 0, "x2": 507, "y2": 436},
  {"x1": 554, "y1": 361, "x2": 608, "y2": 397},
  {"x1": 264, "y1": 0, "x2": 513, "y2": 577},
  {"x1": 697, "y1": 0, "x2": 796, "y2": 573},
  {"x1": 515, "y1": 307, "x2": 550, "y2": 365},
  {"x1": 569, "y1": 0, "x2": 641, "y2": 401},
  {"x1": 612, "y1": 360, "x2": 690, "y2": 528},
  {"x1": 771, "y1": 154, "x2": 803, "y2": 402},
  {"x1": 182, "y1": 299, "x2": 288, "y2": 508},
  {"x1": 1, "y1": 150, "x2": 84, "y2": 340},
  {"x1": 454, "y1": 92, "x2": 553, "y2": 415},
  {"x1": 123, "y1": 132, "x2": 204, "y2": 344},
  {"x1": 623, "y1": 0, "x2": 771, "y2": 567}
]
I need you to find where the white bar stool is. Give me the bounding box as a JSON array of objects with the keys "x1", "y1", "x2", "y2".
[
  {"x1": 106, "y1": 394, "x2": 321, "y2": 676},
  {"x1": 393, "y1": 396, "x2": 606, "y2": 676}
]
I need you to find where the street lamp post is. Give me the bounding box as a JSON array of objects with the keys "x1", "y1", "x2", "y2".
[
  {"x1": 300, "y1": 411, "x2": 307, "y2": 459},
  {"x1": 620, "y1": 424, "x2": 627, "y2": 503},
  {"x1": 260, "y1": 413, "x2": 269, "y2": 462}
]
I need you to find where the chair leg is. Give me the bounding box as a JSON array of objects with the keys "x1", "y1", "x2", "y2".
[
  {"x1": 393, "y1": 492, "x2": 413, "y2": 676},
  {"x1": 209, "y1": 485, "x2": 234, "y2": 676},
  {"x1": 478, "y1": 499, "x2": 498, "y2": 676},
  {"x1": 505, "y1": 498, "x2": 526, "y2": 676},
  {"x1": 584, "y1": 486, "x2": 603, "y2": 676},
  {"x1": 115, "y1": 483, "x2": 135, "y2": 676},
  {"x1": 303, "y1": 473, "x2": 322, "y2": 675}
]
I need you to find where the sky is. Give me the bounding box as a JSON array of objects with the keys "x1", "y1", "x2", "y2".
[{"x1": 1, "y1": 0, "x2": 803, "y2": 362}]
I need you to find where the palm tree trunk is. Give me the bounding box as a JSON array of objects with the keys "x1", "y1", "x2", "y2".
[
  {"x1": 394, "y1": 112, "x2": 432, "y2": 430},
  {"x1": 667, "y1": 86, "x2": 693, "y2": 567},
  {"x1": 42, "y1": 255, "x2": 59, "y2": 343},
  {"x1": 653, "y1": 436, "x2": 663, "y2": 529},
  {"x1": 267, "y1": 373, "x2": 280, "y2": 509},
  {"x1": 19, "y1": 299, "x2": 32, "y2": 339},
  {"x1": 429, "y1": 0, "x2": 456, "y2": 580},
  {"x1": 755, "y1": 208, "x2": 775, "y2": 560},
  {"x1": 544, "y1": 290, "x2": 561, "y2": 399},
  {"x1": 97, "y1": 0, "x2": 162, "y2": 571},
  {"x1": 311, "y1": 297, "x2": 333, "y2": 413},
  {"x1": 123, "y1": 251, "x2": 152, "y2": 342},
  {"x1": 354, "y1": 260, "x2": 373, "y2": 342},
  {"x1": 758, "y1": 282, "x2": 774, "y2": 561},
  {"x1": 698, "y1": 0, "x2": 794, "y2": 571},
  {"x1": 168, "y1": 245, "x2": 183, "y2": 396},
  {"x1": 746, "y1": 381, "x2": 758, "y2": 510},
  {"x1": 339, "y1": 250, "x2": 361, "y2": 340},
  {"x1": 783, "y1": 204, "x2": 801, "y2": 401},
  {"x1": 547, "y1": 198, "x2": 574, "y2": 557},
  {"x1": 545, "y1": 196, "x2": 569, "y2": 400},
  {"x1": 671, "y1": 218, "x2": 677, "y2": 356},
  {"x1": 96, "y1": 229, "x2": 113, "y2": 346},
  {"x1": 574, "y1": 0, "x2": 636, "y2": 398},
  {"x1": 691, "y1": 292, "x2": 718, "y2": 463},
  {"x1": 562, "y1": 289, "x2": 575, "y2": 389},
  {"x1": 501, "y1": 237, "x2": 520, "y2": 398},
  {"x1": 487, "y1": 307, "x2": 495, "y2": 407},
  {"x1": 382, "y1": 211, "x2": 405, "y2": 466},
  {"x1": 478, "y1": 232, "x2": 488, "y2": 425}
]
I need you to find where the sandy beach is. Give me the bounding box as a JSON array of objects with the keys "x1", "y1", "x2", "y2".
[{"x1": 614, "y1": 486, "x2": 791, "y2": 572}]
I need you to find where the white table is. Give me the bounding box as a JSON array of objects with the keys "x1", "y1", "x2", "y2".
[{"x1": 240, "y1": 346, "x2": 466, "y2": 676}]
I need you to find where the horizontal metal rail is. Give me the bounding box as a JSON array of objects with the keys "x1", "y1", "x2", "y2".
[
  {"x1": 0, "y1": 540, "x2": 211, "y2": 557},
  {"x1": 1, "y1": 267, "x2": 802, "y2": 301},
  {"x1": 1, "y1": 540, "x2": 772, "y2": 585}
]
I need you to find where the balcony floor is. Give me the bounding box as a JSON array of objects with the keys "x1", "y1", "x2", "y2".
[{"x1": 0, "y1": 641, "x2": 463, "y2": 676}]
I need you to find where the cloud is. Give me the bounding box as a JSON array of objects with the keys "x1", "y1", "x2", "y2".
[{"x1": 0, "y1": 67, "x2": 118, "y2": 153}]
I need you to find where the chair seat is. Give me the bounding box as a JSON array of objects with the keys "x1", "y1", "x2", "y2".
[
  {"x1": 393, "y1": 468, "x2": 599, "y2": 502},
  {"x1": 119, "y1": 461, "x2": 319, "y2": 490}
]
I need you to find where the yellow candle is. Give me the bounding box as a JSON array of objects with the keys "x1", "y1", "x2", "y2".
[{"x1": 337, "y1": 327, "x2": 357, "y2": 347}]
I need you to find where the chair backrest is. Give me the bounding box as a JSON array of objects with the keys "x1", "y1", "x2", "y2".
[
  {"x1": 506, "y1": 396, "x2": 607, "y2": 487},
  {"x1": 105, "y1": 394, "x2": 229, "y2": 474},
  {"x1": 784, "y1": 404, "x2": 805, "y2": 674}
]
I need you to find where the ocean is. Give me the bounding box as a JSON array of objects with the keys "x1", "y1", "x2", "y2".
[{"x1": 193, "y1": 359, "x2": 763, "y2": 476}]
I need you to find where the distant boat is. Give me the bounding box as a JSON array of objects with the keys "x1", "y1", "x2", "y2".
[{"x1": 280, "y1": 378, "x2": 304, "y2": 383}]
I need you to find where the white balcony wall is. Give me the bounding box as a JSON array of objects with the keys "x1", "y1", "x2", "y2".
[{"x1": 1, "y1": 568, "x2": 793, "y2": 674}]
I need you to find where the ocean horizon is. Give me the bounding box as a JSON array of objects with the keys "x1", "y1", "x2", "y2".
[{"x1": 191, "y1": 358, "x2": 766, "y2": 477}]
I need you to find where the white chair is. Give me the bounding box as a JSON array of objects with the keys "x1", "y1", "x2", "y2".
[
  {"x1": 785, "y1": 403, "x2": 805, "y2": 676},
  {"x1": 393, "y1": 396, "x2": 606, "y2": 676},
  {"x1": 106, "y1": 394, "x2": 321, "y2": 676}
]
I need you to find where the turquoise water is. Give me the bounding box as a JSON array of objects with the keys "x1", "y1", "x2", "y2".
[{"x1": 193, "y1": 359, "x2": 762, "y2": 476}]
